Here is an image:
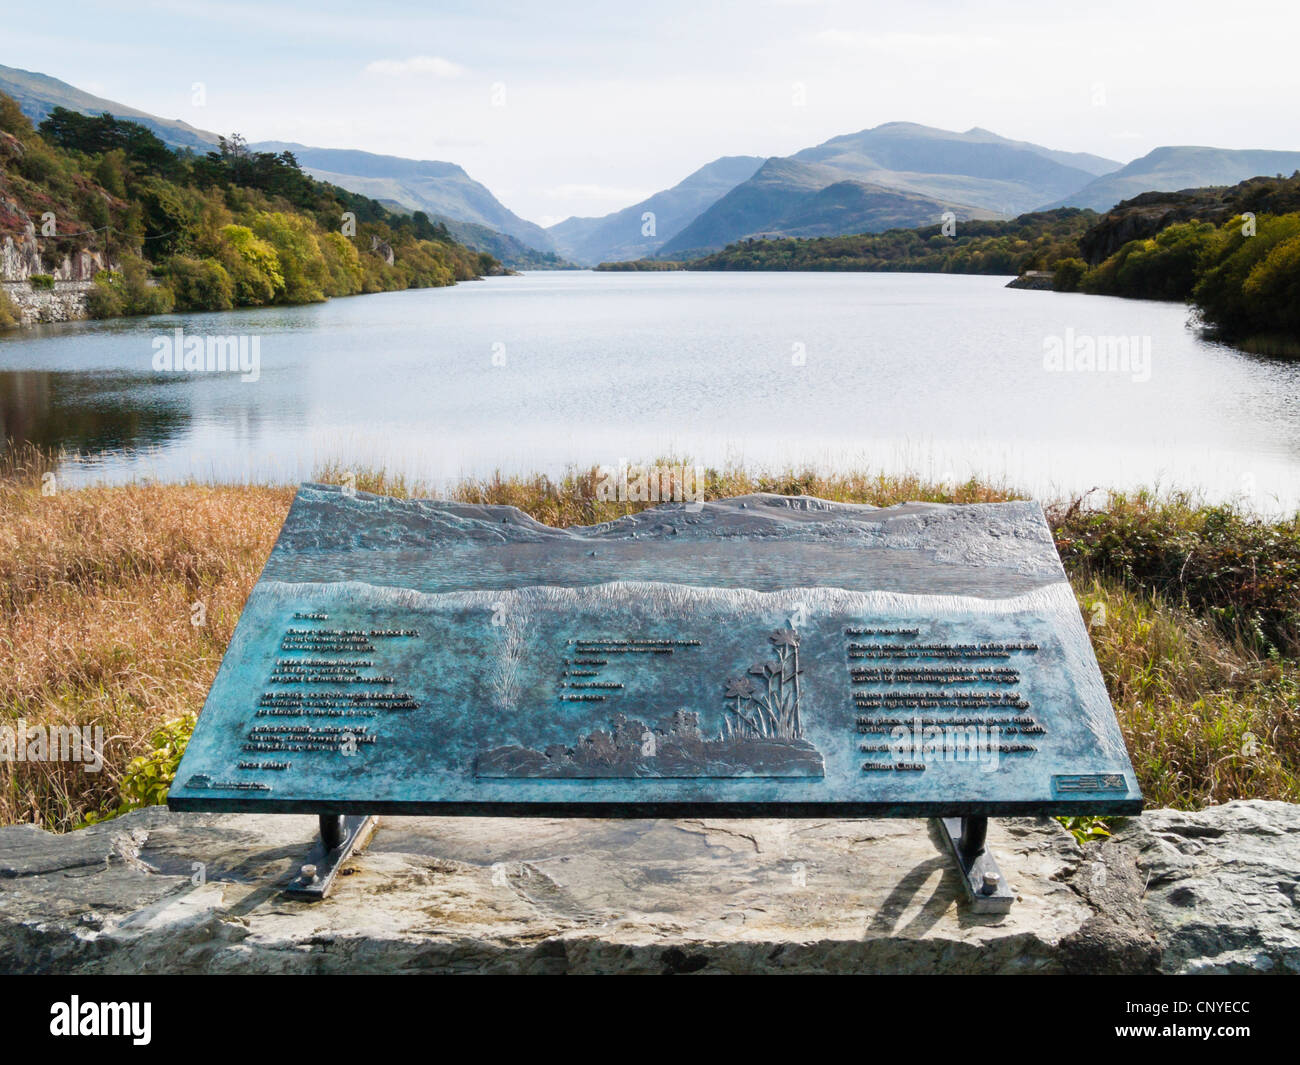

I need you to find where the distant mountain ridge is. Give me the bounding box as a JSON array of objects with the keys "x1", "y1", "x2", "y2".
[
  {"x1": 548, "y1": 155, "x2": 764, "y2": 265},
  {"x1": 0, "y1": 64, "x2": 218, "y2": 151},
  {"x1": 658, "y1": 156, "x2": 997, "y2": 258},
  {"x1": 249, "y1": 141, "x2": 557, "y2": 255},
  {"x1": 550, "y1": 123, "x2": 1121, "y2": 263},
  {"x1": 1050, "y1": 146, "x2": 1300, "y2": 211},
  {"x1": 7, "y1": 63, "x2": 1300, "y2": 269},
  {"x1": 790, "y1": 122, "x2": 1120, "y2": 213},
  {"x1": 654, "y1": 124, "x2": 1107, "y2": 257}
]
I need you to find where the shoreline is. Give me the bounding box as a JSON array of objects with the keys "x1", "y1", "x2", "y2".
[{"x1": 0, "y1": 269, "x2": 499, "y2": 332}]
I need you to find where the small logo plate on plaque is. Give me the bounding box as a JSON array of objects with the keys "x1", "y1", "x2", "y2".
[{"x1": 1052, "y1": 773, "x2": 1128, "y2": 793}]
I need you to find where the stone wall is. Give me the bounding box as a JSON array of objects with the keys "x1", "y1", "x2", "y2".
[
  {"x1": 1, "y1": 279, "x2": 93, "y2": 326},
  {"x1": 0, "y1": 799, "x2": 1294, "y2": 974}
]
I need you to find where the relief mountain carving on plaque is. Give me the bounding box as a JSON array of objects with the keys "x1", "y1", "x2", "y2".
[{"x1": 476, "y1": 626, "x2": 825, "y2": 778}]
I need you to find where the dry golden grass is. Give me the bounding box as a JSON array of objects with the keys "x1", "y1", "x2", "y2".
[
  {"x1": 0, "y1": 457, "x2": 293, "y2": 827},
  {"x1": 0, "y1": 455, "x2": 1295, "y2": 828},
  {"x1": 318, "y1": 459, "x2": 1023, "y2": 523}
]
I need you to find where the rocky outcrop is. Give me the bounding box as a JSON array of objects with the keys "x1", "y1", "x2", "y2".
[
  {"x1": 1, "y1": 230, "x2": 110, "y2": 283},
  {"x1": 1, "y1": 177, "x2": 113, "y2": 284},
  {"x1": 0, "y1": 222, "x2": 43, "y2": 281},
  {"x1": 50, "y1": 248, "x2": 111, "y2": 281},
  {"x1": 1, "y1": 800, "x2": 1291, "y2": 974},
  {"x1": 369, "y1": 235, "x2": 395, "y2": 265},
  {"x1": 1006, "y1": 271, "x2": 1054, "y2": 290},
  {"x1": 1078, "y1": 193, "x2": 1230, "y2": 265},
  {"x1": 1112, "y1": 801, "x2": 1300, "y2": 974},
  {"x1": 0, "y1": 809, "x2": 1095, "y2": 974}
]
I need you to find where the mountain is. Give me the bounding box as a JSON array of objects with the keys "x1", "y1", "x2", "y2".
[
  {"x1": 547, "y1": 156, "x2": 763, "y2": 265},
  {"x1": 0, "y1": 63, "x2": 218, "y2": 151},
  {"x1": 789, "y1": 122, "x2": 1120, "y2": 215},
  {"x1": 658, "y1": 156, "x2": 996, "y2": 258},
  {"x1": 1050, "y1": 146, "x2": 1300, "y2": 212},
  {"x1": 762, "y1": 179, "x2": 1000, "y2": 237},
  {"x1": 249, "y1": 142, "x2": 558, "y2": 256},
  {"x1": 552, "y1": 124, "x2": 1117, "y2": 265},
  {"x1": 0, "y1": 64, "x2": 557, "y2": 265},
  {"x1": 939, "y1": 126, "x2": 1119, "y2": 177},
  {"x1": 656, "y1": 123, "x2": 1118, "y2": 257}
]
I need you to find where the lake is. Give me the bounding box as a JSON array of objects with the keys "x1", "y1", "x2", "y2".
[{"x1": 2, "y1": 271, "x2": 1298, "y2": 511}]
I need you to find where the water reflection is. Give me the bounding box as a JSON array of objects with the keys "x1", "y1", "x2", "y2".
[{"x1": 0, "y1": 370, "x2": 191, "y2": 453}]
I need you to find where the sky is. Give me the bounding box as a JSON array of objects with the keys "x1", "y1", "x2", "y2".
[{"x1": 7, "y1": 0, "x2": 1298, "y2": 226}]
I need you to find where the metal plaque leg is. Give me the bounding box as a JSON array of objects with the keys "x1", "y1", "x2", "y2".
[
  {"x1": 283, "y1": 814, "x2": 379, "y2": 901},
  {"x1": 937, "y1": 815, "x2": 1015, "y2": 914}
]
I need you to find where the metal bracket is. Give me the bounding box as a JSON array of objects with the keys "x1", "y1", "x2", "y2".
[
  {"x1": 937, "y1": 815, "x2": 1015, "y2": 914},
  {"x1": 283, "y1": 814, "x2": 379, "y2": 901}
]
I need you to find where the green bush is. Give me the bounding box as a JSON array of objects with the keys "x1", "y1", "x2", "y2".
[
  {"x1": 251, "y1": 210, "x2": 328, "y2": 303},
  {"x1": 1081, "y1": 221, "x2": 1216, "y2": 300},
  {"x1": 86, "y1": 271, "x2": 125, "y2": 318},
  {"x1": 87, "y1": 257, "x2": 174, "y2": 318},
  {"x1": 1052, "y1": 257, "x2": 1087, "y2": 292},
  {"x1": 0, "y1": 93, "x2": 31, "y2": 135},
  {"x1": 165, "y1": 254, "x2": 234, "y2": 311},
  {"x1": 28, "y1": 273, "x2": 55, "y2": 291},
  {"x1": 218, "y1": 224, "x2": 284, "y2": 304},
  {"x1": 81, "y1": 714, "x2": 195, "y2": 825},
  {"x1": 1054, "y1": 496, "x2": 1300, "y2": 653},
  {"x1": 319, "y1": 230, "x2": 365, "y2": 296},
  {"x1": 1195, "y1": 215, "x2": 1300, "y2": 340}
]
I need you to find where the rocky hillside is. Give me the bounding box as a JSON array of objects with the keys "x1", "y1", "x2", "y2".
[{"x1": 1077, "y1": 174, "x2": 1300, "y2": 264}]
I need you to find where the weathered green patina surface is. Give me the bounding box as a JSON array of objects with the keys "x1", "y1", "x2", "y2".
[{"x1": 168, "y1": 485, "x2": 1141, "y2": 816}]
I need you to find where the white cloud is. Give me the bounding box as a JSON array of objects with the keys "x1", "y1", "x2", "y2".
[{"x1": 365, "y1": 56, "x2": 464, "y2": 78}]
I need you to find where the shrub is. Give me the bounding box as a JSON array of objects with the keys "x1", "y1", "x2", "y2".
[
  {"x1": 28, "y1": 273, "x2": 55, "y2": 291},
  {"x1": 86, "y1": 257, "x2": 174, "y2": 319},
  {"x1": 165, "y1": 254, "x2": 234, "y2": 311},
  {"x1": 251, "y1": 210, "x2": 328, "y2": 303},
  {"x1": 81, "y1": 714, "x2": 196, "y2": 825},
  {"x1": 1193, "y1": 214, "x2": 1300, "y2": 338},
  {"x1": 1081, "y1": 222, "x2": 1216, "y2": 300},
  {"x1": 1052, "y1": 257, "x2": 1087, "y2": 292},
  {"x1": 218, "y1": 224, "x2": 283, "y2": 304},
  {"x1": 0, "y1": 93, "x2": 31, "y2": 136},
  {"x1": 86, "y1": 271, "x2": 125, "y2": 318},
  {"x1": 319, "y1": 230, "x2": 365, "y2": 296},
  {"x1": 1053, "y1": 493, "x2": 1300, "y2": 654}
]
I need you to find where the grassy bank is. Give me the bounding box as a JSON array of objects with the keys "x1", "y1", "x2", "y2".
[{"x1": 1, "y1": 450, "x2": 1296, "y2": 829}]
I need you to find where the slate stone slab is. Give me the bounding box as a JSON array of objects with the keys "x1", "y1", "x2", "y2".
[{"x1": 168, "y1": 486, "x2": 1142, "y2": 817}]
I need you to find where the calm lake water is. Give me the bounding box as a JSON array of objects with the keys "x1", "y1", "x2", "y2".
[{"x1": 2, "y1": 271, "x2": 1299, "y2": 510}]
